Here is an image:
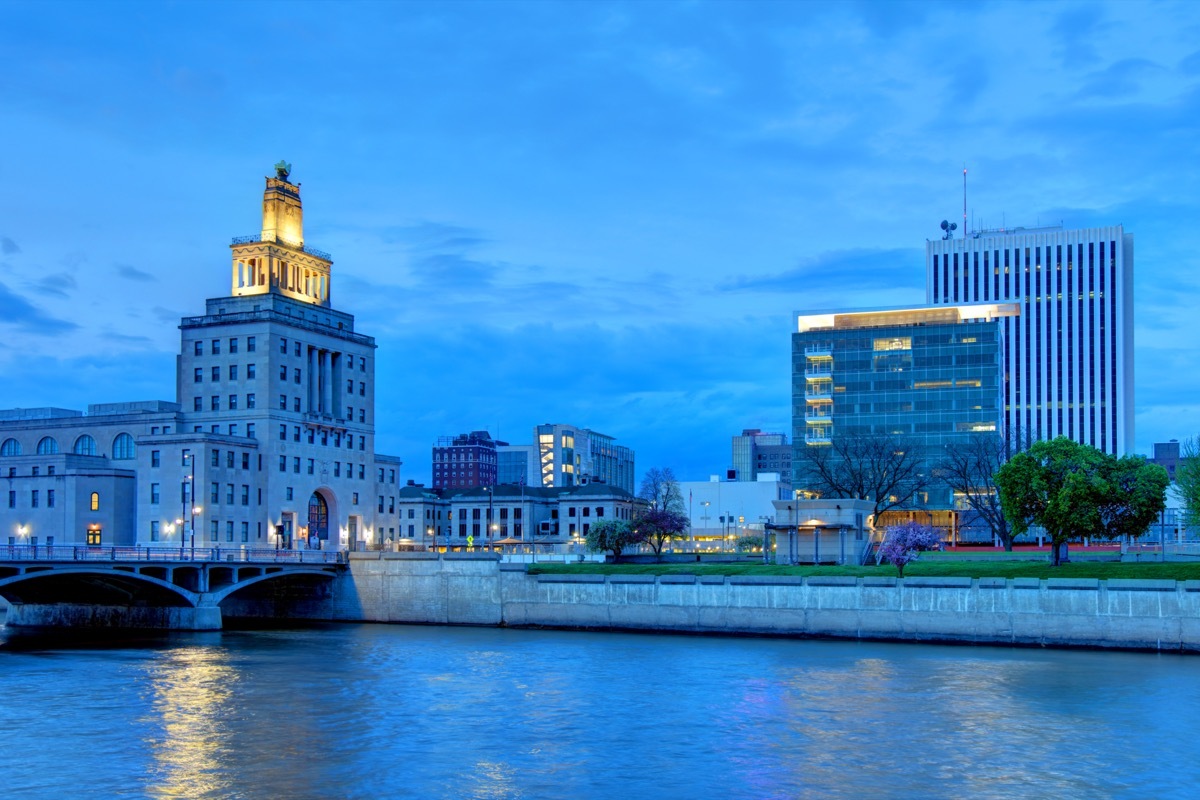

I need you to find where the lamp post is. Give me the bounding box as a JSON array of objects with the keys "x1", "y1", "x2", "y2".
[
  {"x1": 181, "y1": 451, "x2": 197, "y2": 560},
  {"x1": 427, "y1": 526, "x2": 435, "y2": 555},
  {"x1": 484, "y1": 485, "x2": 495, "y2": 552}
]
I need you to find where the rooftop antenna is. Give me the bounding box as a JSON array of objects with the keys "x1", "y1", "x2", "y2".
[
  {"x1": 940, "y1": 219, "x2": 957, "y2": 240},
  {"x1": 963, "y1": 166, "x2": 968, "y2": 237}
]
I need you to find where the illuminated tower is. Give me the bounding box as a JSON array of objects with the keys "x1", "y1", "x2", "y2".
[{"x1": 230, "y1": 161, "x2": 333, "y2": 307}]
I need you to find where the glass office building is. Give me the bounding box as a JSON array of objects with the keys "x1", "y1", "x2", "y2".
[{"x1": 792, "y1": 303, "x2": 1019, "y2": 512}]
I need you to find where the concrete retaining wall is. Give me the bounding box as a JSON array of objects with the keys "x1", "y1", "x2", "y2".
[{"x1": 339, "y1": 555, "x2": 1200, "y2": 651}]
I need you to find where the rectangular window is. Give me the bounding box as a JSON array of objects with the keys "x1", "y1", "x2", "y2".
[
  {"x1": 226, "y1": 484, "x2": 234, "y2": 504},
  {"x1": 211, "y1": 450, "x2": 220, "y2": 467},
  {"x1": 229, "y1": 364, "x2": 238, "y2": 381},
  {"x1": 308, "y1": 458, "x2": 315, "y2": 475},
  {"x1": 279, "y1": 455, "x2": 287, "y2": 472},
  {"x1": 47, "y1": 489, "x2": 55, "y2": 508},
  {"x1": 194, "y1": 397, "x2": 202, "y2": 412},
  {"x1": 358, "y1": 465, "x2": 365, "y2": 479},
  {"x1": 359, "y1": 382, "x2": 365, "y2": 396},
  {"x1": 352, "y1": 492, "x2": 359, "y2": 504},
  {"x1": 227, "y1": 451, "x2": 234, "y2": 468},
  {"x1": 241, "y1": 521, "x2": 249, "y2": 542},
  {"x1": 359, "y1": 409, "x2": 365, "y2": 423},
  {"x1": 279, "y1": 424, "x2": 287, "y2": 441},
  {"x1": 280, "y1": 365, "x2": 288, "y2": 381},
  {"x1": 293, "y1": 397, "x2": 301, "y2": 412},
  {"x1": 389, "y1": 469, "x2": 395, "y2": 484},
  {"x1": 247, "y1": 363, "x2": 256, "y2": 379},
  {"x1": 211, "y1": 481, "x2": 219, "y2": 503},
  {"x1": 151, "y1": 483, "x2": 161, "y2": 504},
  {"x1": 307, "y1": 429, "x2": 315, "y2": 444},
  {"x1": 378, "y1": 496, "x2": 385, "y2": 513},
  {"x1": 408, "y1": 508, "x2": 415, "y2": 519},
  {"x1": 150, "y1": 520, "x2": 159, "y2": 542},
  {"x1": 7, "y1": 491, "x2": 13, "y2": 508},
  {"x1": 194, "y1": 340, "x2": 203, "y2": 356},
  {"x1": 347, "y1": 379, "x2": 354, "y2": 393},
  {"x1": 229, "y1": 394, "x2": 238, "y2": 410},
  {"x1": 247, "y1": 393, "x2": 256, "y2": 409},
  {"x1": 280, "y1": 337, "x2": 288, "y2": 354},
  {"x1": 212, "y1": 366, "x2": 220, "y2": 382},
  {"x1": 211, "y1": 339, "x2": 220, "y2": 355},
  {"x1": 210, "y1": 520, "x2": 219, "y2": 540},
  {"x1": 241, "y1": 485, "x2": 249, "y2": 506},
  {"x1": 294, "y1": 426, "x2": 301, "y2": 442},
  {"x1": 194, "y1": 367, "x2": 203, "y2": 383},
  {"x1": 229, "y1": 337, "x2": 238, "y2": 354},
  {"x1": 247, "y1": 423, "x2": 256, "y2": 438},
  {"x1": 226, "y1": 521, "x2": 234, "y2": 542},
  {"x1": 211, "y1": 395, "x2": 220, "y2": 411},
  {"x1": 294, "y1": 368, "x2": 302, "y2": 384},
  {"x1": 286, "y1": 487, "x2": 294, "y2": 500},
  {"x1": 279, "y1": 394, "x2": 287, "y2": 410},
  {"x1": 151, "y1": 450, "x2": 161, "y2": 467},
  {"x1": 294, "y1": 341, "x2": 301, "y2": 356},
  {"x1": 334, "y1": 462, "x2": 341, "y2": 478},
  {"x1": 293, "y1": 457, "x2": 300, "y2": 474},
  {"x1": 359, "y1": 436, "x2": 365, "y2": 451},
  {"x1": 247, "y1": 336, "x2": 256, "y2": 352}
]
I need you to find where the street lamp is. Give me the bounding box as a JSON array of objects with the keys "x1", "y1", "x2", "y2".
[
  {"x1": 181, "y1": 451, "x2": 197, "y2": 559},
  {"x1": 483, "y1": 485, "x2": 496, "y2": 551},
  {"x1": 427, "y1": 525, "x2": 435, "y2": 554}
]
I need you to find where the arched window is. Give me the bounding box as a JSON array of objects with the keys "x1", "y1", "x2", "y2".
[
  {"x1": 74, "y1": 434, "x2": 97, "y2": 456},
  {"x1": 112, "y1": 433, "x2": 136, "y2": 460},
  {"x1": 37, "y1": 436, "x2": 60, "y2": 455},
  {"x1": 90, "y1": 492, "x2": 100, "y2": 511},
  {"x1": 0, "y1": 438, "x2": 20, "y2": 456}
]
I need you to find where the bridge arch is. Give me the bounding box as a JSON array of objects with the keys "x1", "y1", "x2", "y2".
[{"x1": 0, "y1": 568, "x2": 199, "y2": 608}]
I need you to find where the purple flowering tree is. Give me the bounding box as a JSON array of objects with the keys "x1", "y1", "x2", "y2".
[{"x1": 878, "y1": 521, "x2": 943, "y2": 578}]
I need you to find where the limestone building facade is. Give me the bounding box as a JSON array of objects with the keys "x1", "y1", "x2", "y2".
[{"x1": 0, "y1": 166, "x2": 403, "y2": 550}]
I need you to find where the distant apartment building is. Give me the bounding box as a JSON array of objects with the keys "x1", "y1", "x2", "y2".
[
  {"x1": 730, "y1": 428, "x2": 791, "y2": 486},
  {"x1": 496, "y1": 423, "x2": 635, "y2": 494},
  {"x1": 792, "y1": 303, "x2": 1017, "y2": 519},
  {"x1": 431, "y1": 430, "x2": 503, "y2": 490},
  {"x1": 926, "y1": 225, "x2": 1134, "y2": 455},
  {"x1": 1150, "y1": 440, "x2": 1182, "y2": 482}
]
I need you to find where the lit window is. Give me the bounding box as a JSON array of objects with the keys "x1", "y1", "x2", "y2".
[{"x1": 90, "y1": 492, "x2": 100, "y2": 511}]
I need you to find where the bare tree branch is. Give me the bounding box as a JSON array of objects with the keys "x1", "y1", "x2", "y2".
[{"x1": 797, "y1": 433, "x2": 928, "y2": 519}]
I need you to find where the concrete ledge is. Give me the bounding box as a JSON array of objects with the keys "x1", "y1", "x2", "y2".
[
  {"x1": 806, "y1": 576, "x2": 858, "y2": 587},
  {"x1": 862, "y1": 577, "x2": 898, "y2": 587},
  {"x1": 902, "y1": 577, "x2": 973, "y2": 589},
  {"x1": 1103, "y1": 578, "x2": 1177, "y2": 592},
  {"x1": 498, "y1": 563, "x2": 528, "y2": 573},
  {"x1": 659, "y1": 575, "x2": 696, "y2": 585},
  {"x1": 1012, "y1": 578, "x2": 1042, "y2": 590},
  {"x1": 442, "y1": 553, "x2": 501, "y2": 561},
  {"x1": 728, "y1": 575, "x2": 805, "y2": 587},
  {"x1": 379, "y1": 552, "x2": 435, "y2": 560},
  {"x1": 348, "y1": 552, "x2": 382, "y2": 561},
  {"x1": 1184, "y1": 580, "x2": 1200, "y2": 593},
  {"x1": 608, "y1": 575, "x2": 657, "y2": 585},
  {"x1": 1046, "y1": 578, "x2": 1100, "y2": 590},
  {"x1": 978, "y1": 577, "x2": 1007, "y2": 589},
  {"x1": 698, "y1": 575, "x2": 726, "y2": 585},
  {"x1": 535, "y1": 573, "x2": 606, "y2": 584}
]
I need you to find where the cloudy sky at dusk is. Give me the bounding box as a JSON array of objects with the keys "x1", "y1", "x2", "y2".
[{"x1": 2, "y1": 0, "x2": 1200, "y2": 481}]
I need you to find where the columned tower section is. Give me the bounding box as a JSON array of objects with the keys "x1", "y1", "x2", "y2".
[{"x1": 230, "y1": 162, "x2": 333, "y2": 307}]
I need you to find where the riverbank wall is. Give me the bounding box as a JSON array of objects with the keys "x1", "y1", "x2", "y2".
[{"x1": 328, "y1": 554, "x2": 1200, "y2": 652}]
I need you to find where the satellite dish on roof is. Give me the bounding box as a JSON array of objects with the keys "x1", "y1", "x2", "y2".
[{"x1": 940, "y1": 219, "x2": 958, "y2": 240}]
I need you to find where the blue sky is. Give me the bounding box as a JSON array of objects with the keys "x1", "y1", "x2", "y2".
[{"x1": 2, "y1": 0, "x2": 1199, "y2": 481}]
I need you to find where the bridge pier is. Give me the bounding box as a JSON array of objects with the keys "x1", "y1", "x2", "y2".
[{"x1": 5, "y1": 603, "x2": 223, "y2": 631}]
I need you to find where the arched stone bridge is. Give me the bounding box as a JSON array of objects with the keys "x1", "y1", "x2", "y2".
[{"x1": 0, "y1": 545, "x2": 346, "y2": 630}]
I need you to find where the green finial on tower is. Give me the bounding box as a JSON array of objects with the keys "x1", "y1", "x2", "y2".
[{"x1": 274, "y1": 160, "x2": 292, "y2": 181}]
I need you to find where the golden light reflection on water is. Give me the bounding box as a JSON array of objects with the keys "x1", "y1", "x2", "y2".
[{"x1": 141, "y1": 646, "x2": 237, "y2": 800}]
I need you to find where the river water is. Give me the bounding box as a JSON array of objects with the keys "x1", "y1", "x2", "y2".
[{"x1": 1, "y1": 621, "x2": 1197, "y2": 799}]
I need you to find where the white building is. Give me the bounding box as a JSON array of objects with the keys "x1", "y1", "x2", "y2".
[
  {"x1": 0, "y1": 165, "x2": 404, "y2": 550},
  {"x1": 680, "y1": 474, "x2": 790, "y2": 549},
  {"x1": 926, "y1": 225, "x2": 1134, "y2": 454}
]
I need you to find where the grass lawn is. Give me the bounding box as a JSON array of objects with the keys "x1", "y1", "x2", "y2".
[{"x1": 526, "y1": 560, "x2": 1200, "y2": 581}]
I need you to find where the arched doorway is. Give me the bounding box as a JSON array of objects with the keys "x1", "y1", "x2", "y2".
[{"x1": 307, "y1": 492, "x2": 329, "y2": 547}]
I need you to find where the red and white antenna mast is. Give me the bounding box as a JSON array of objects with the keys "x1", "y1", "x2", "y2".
[{"x1": 962, "y1": 166, "x2": 968, "y2": 237}]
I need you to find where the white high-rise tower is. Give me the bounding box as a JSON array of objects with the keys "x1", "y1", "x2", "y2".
[{"x1": 926, "y1": 225, "x2": 1133, "y2": 455}]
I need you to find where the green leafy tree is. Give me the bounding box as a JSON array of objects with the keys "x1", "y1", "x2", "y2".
[
  {"x1": 1096, "y1": 455, "x2": 1169, "y2": 542},
  {"x1": 996, "y1": 437, "x2": 1168, "y2": 567},
  {"x1": 1177, "y1": 436, "x2": 1200, "y2": 530},
  {"x1": 584, "y1": 519, "x2": 639, "y2": 560},
  {"x1": 634, "y1": 508, "x2": 689, "y2": 561},
  {"x1": 735, "y1": 534, "x2": 763, "y2": 554}
]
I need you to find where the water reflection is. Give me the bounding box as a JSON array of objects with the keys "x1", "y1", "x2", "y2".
[{"x1": 2, "y1": 624, "x2": 1199, "y2": 799}]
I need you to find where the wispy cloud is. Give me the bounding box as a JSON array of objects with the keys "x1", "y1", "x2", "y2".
[
  {"x1": 0, "y1": 236, "x2": 19, "y2": 255},
  {"x1": 0, "y1": 281, "x2": 79, "y2": 334},
  {"x1": 116, "y1": 263, "x2": 155, "y2": 282},
  {"x1": 29, "y1": 271, "x2": 77, "y2": 298}
]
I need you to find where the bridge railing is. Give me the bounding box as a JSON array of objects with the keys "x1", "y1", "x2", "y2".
[{"x1": 0, "y1": 545, "x2": 345, "y2": 565}]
